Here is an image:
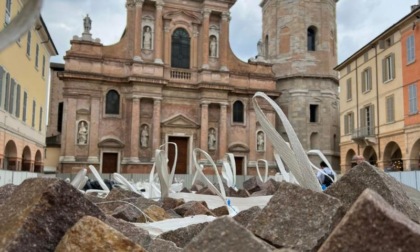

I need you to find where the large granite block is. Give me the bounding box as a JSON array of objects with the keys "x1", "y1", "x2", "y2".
[
  {"x1": 247, "y1": 182, "x2": 343, "y2": 251},
  {"x1": 157, "y1": 222, "x2": 209, "y2": 248},
  {"x1": 325, "y1": 162, "x2": 420, "y2": 223},
  {"x1": 55, "y1": 216, "x2": 146, "y2": 252},
  {"x1": 184, "y1": 216, "x2": 272, "y2": 252},
  {"x1": 319, "y1": 189, "x2": 420, "y2": 252},
  {"x1": 0, "y1": 178, "x2": 105, "y2": 251}
]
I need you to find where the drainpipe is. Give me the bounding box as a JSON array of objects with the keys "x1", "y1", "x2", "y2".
[{"x1": 374, "y1": 45, "x2": 381, "y2": 162}]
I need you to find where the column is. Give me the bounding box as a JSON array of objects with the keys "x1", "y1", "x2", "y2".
[
  {"x1": 219, "y1": 12, "x2": 229, "y2": 71},
  {"x1": 192, "y1": 26, "x2": 199, "y2": 68},
  {"x1": 154, "y1": 1, "x2": 164, "y2": 64},
  {"x1": 152, "y1": 99, "x2": 162, "y2": 151},
  {"x1": 218, "y1": 103, "x2": 228, "y2": 159},
  {"x1": 62, "y1": 98, "x2": 76, "y2": 162},
  {"x1": 201, "y1": 9, "x2": 211, "y2": 69},
  {"x1": 249, "y1": 110, "x2": 256, "y2": 161},
  {"x1": 163, "y1": 23, "x2": 171, "y2": 65},
  {"x1": 134, "y1": 0, "x2": 144, "y2": 61},
  {"x1": 125, "y1": 0, "x2": 136, "y2": 57},
  {"x1": 88, "y1": 97, "x2": 100, "y2": 163},
  {"x1": 200, "y1": 102, "x2": 209, "y2": 153},
  {"x1": 130, "y1": 98, "x2": 140, "y2": 162}
]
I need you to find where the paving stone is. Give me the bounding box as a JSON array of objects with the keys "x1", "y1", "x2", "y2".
[
  {"x1": 325, "y1": 162, "x2": 420, "y2": 223},
  {"x1": 233, "y1": 206, "x2": 262, "y2": 227},
  {"x1": 55, "y1": 216, "x2": 146, "y2": 252},
  {"x1": 158, "y1": 222, "x2": 209, "y2": 248},
  {"x1": 319, "y1": 188, "x2": 420, "y2": 252},
  {"x1": 247, "y1": 182, "x2": 343, "y2": 251},
  {"x1": 0, "y1": 178, "x2": 105, "y2": 251},
  {"x1": 148, "y1": 238, "x2": 182, "y2": 252},
  {"x1": 184, "y1": 216, "x2": 272, "y2": 252}
]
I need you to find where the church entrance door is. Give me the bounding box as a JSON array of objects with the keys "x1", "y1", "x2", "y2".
[
  {"x1": 234, "y1": 156, "x2": 244, "y2": 175},
  {"x1": 168, "y1": 136, "x2": 188, "y2": 174},
  {"x1": 102, "y1": 153, "x2": 118, "y2": 173}
]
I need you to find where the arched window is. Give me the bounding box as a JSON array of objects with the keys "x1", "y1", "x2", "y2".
[
  {"x1": 233, "y1": 101, "x2": 244, "y2": 123},
  {"x1": 105, "y1": 90, "x2": 120, "y2": 115},
  {"x1": 171, "y1": 28, "x2": 190, "y2": 69},
  {"x1": 307, "y1": 26, "x2": 316, "y2": 51}
]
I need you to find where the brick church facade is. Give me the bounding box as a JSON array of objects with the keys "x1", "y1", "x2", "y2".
[{"x1": 50, "y1": 0, "x2": 339, "y2": 174}]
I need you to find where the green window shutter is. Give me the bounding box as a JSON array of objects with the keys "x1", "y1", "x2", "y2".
[
  {"x1": 382, "y1": 58, "x2": 386, "y2": 82},
  {"x1": 15, "y1": 84, "x2": 20, "y2": 118},
  {"x1": 4, "y1": 73, "x2": 9, "y2": 111},
  {"x1": 0, "y1": 67, "x2": 4, "y2": 109},
  {"x1": 391, "y1": 53, "x2": 395, "y2": 79}
]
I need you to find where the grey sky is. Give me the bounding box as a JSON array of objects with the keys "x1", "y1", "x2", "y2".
[{"x1": 40, "y1": 0, "x2": 419, "y2": 64}]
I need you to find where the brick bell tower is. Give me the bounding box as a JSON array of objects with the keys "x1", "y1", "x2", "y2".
[{"x1": 260, "y1": 0, "x2": 340, "y2": 169}]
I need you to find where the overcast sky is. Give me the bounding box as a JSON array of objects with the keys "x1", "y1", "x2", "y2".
[{"x1": 40, "y1": 0, "x2": 419, "y2": 64}]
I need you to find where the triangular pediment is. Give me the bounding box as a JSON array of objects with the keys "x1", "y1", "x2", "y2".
[
  {"x1": 228, "y1": 142, "x2": 250, "y2": 153},
  {"x1": 163, "y1": 10, "x2": 201, "y2": 24},
  {"x1": 162, "y1": 114, "x2": 199, "y2": 129}
]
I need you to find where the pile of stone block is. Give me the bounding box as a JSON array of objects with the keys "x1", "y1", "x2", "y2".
[{"x1": 1, "y1": 162, "x2": 420, "y2": 251}]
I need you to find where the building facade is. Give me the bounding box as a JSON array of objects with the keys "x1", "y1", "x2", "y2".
[
  {"x1": 0, "y1": 0, "x2": 57, "y2": 172},
  {"x1": 261, "y1": 0, "x2": 341, "y2": 169},
  {"x1": 336, "y1": 3, "x2": 420, "y2": 172},
  {"x1": 50, "y1": 0, "x2": 341, "y2": 175},
  {"x1": 55, "y1": 0, "x2": 279, "y2": 174}
]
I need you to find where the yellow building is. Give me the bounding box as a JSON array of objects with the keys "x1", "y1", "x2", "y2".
[
  {"x1": 336, "y1": 4, "x2": 420, "y2": 173},
  {"x1": 0, "y1": 0, "x2": 57, "y2": 172}
]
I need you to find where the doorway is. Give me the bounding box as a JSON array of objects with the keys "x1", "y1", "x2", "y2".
[
  {"x1": 234, "y1": 156, "x2": 244, "y2": 175},
  {"x1": 102, "y1": 153, "x2": 118, "y2": 173},
  {"x1": 168, "y1": 136, "x2": 189, "y2": 174}
]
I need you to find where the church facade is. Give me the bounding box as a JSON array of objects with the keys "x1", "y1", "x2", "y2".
[{"x1": 52, "y1": 0, "x2": 339, "y2": 174}]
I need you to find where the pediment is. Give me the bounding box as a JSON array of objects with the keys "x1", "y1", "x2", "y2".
[
  {"x1": 98, "y1": 136, "x2": 124, "y2": 148},
  {"x1": 76, "y1": 108, "x2": 90, "y2": 115},
  {"x1": 162, "y1": 114, "x2": 199, "y2": 129},
  {"x1": 228, "y1": 142, "x2": 250, "y2": 153},
  {"x1": 163, "y1": 10, "x2": 201, "y2": 24}
]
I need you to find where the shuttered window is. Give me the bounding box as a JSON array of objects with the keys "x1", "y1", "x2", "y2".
[
  {"x1": 0, "y1": 67, "x2": 4, "y2": 109},
  {"x1": 9, "y1": 78, "x2": 15, "y2": 114},
  {"x1": 26, "y1": 31, "x2": 31, "y2": 56},
  {"x1": 32, "y1": 100, "x2": 36, "y2": 127},
  {"x1": 346, "y1": 78, "x2": 352, "y2": 100},
  {"x1": 344, "y1": 112, "x2": 354, "y2": 135},
  {"x1": 39, "y1": 107, "x2": 43, "y2": 131},
  {"x1": 42, "y1": 56, "x2": 46, "y2": 77},
  {"x1": 35, "y1": 44, "x2": 39, "y2": 68},
  {"x1": 23, "y1": 92, "x2": 27, "y2": 122},
  {"x1": 407, "y1": 34, "x2": 415, "y2": 64},
  {"x1": 386, "y1": 95, "x2": 394, "y2": 123},
  {"x1": 361, "y1": 68, "x2": 372, "y2": 92},
  {"x1": 5, "y1": 0, "x2": 11, "y2": 25},
  {"x1": 4, "y1": 73, "x2": 10, "y2": 111},
  {"x1": 15, "y1": 84, "x2": 20, "y2": 117},
  {"x1": 382, "y1": 53, "x2": 395, "y2": 82},
  {"x1": 409, "y1": 83, "x2": 418, "y2": 114}
]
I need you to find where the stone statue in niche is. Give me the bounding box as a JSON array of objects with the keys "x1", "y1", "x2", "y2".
[
  {"x1": 257, "y1": 39, "x2": 264, "y2": 57},
  {"x1": 209, "y1": 36, "x2": 217, "y2": 57},
  {"x1": 257, "y1": 131, "x2": 265, "y2": 151},
  {"x1": 143, "y1": 26, "x2": 152, "y2": 50},
  {"x1": 208, "y1": 128, "x2": 216, "y2": 150},
  {"x1": 83, "y1": 14, "x2": 92, "y2": 34},
  {"x1": 141, "y1": 125, "x2": 149, "y2": 147},
  {"x1": 77, "y1": 121, "x2": 88, "y2": 145}
]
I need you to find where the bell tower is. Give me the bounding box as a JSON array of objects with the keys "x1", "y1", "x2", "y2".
[{"x1": 261, "y1": 0, "x2": 340, "y2": 167}]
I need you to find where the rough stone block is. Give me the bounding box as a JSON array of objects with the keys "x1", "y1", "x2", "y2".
[
  {"x1": 325, "y1": 162, "x2": 420, "y2": 223},
  {"x1": 111, "y1": 204, "x2": 142, "y2": 222},
  {"x1": 0, "y1": 178, "x2": 105, "y2": 251},
  {"x1": 233, "y1": 206, "x2": 262, "y2": 227},
  {"x1": 138, "y1": 205, "x2": 170, "y2": 222},
  {"x1": 161, "y1": 197, "x2": 185, "y2": 210},
  {"x1": 211, "y1": 205, "x2": 229, "y2": 217},
  {"x1": 184, "y1": 216, "x2": 272, "y2": 252},
  {"x1": 247, "y1": 182, "x2": 343, "y2": 251},
  {"x1": 243, "y1": 176, "x2": 263, "y2": 194},
  {"x1": 158, "y1": 222, "x2": 209, "y2": 248},
  {"x1": 55, "y1": 216, "x2": 146, "y2": 252},
  {"x1": 174, "y1": 201, "x2": 212, "y2": 217},
  {"x1": 228, "y1": 187, "x2": 250, "y2": 197},
  {"x1": 0, "y1": 184, "x2": 17, "y2": 206},
  {"x1": 104, "y1": 215, "x2": 152, "y2": 249},
  {"x1": 319, "y1": 189, "x2": 420, "y2": 252},
  {"x1": 148, "y1": 238, "x2": 182, "y2": 252}
]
